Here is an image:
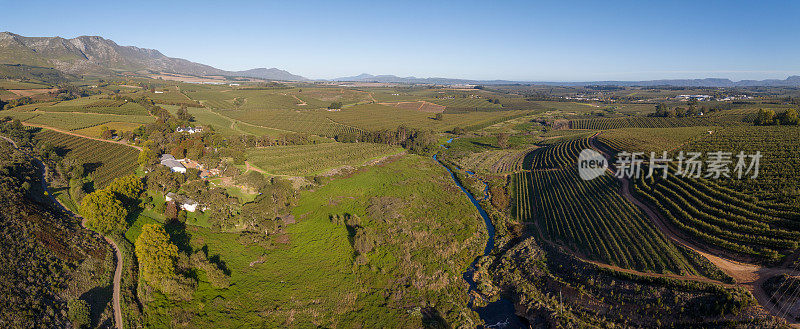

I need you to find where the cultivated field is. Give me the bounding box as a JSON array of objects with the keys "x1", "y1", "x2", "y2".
[
  {"x1": 34, "y1": 129, "x2": 139, "y2": 188},
  {"x1": 246, "y1": 142, "x2": 404, "y2": 176}
]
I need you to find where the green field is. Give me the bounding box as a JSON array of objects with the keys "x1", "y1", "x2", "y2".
[
  {"x1": 246, "y1": 142, "x2": 404, "y2": 176},
  {"x1": 139, "y1": 155, "x2": 484, "y2": 328}
]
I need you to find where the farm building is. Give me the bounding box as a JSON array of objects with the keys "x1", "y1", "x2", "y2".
[
  {"x1": 160, "y1": 154, "x2": 186, "y2": 173},
  {"x1": 176, "y1": 126, "x2": 202, "y2": 134},
  {"x1": 165, "y1": 192, "x2": 200, "y2": 212}
]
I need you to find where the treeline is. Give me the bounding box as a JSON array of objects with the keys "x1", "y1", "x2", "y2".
[
  {"x1": 334, "y1": 126, "x2": 438, "y2": 155},
  {"x1": 648, "y1": 102, "x2": 726, "y2": 118},
  {"x1": 754, "y1": 108, "x2": 799, "y2": 126}
]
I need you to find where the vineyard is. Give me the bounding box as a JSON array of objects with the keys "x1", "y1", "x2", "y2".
[
  {"x1": 596, "y1": 126, "x2": 717, "y2": 153},
  {"x1": 216, "y1": 108, "x2": 364, "y2": 137},
  {"x1": 246, "y1": 142, "x2": 404, "y2": 176},
  {"x1": 522, "y1": 137, "x2": 591, "y2": 170},
  {"x1": 682, "y1": 125, "x2": 800, "y2": 205},
  {"x1": 427, "y1": 97, "x2": 503, "y2": 110},
  {"x1": 513, "y1": 168, "x2": 706, "y2": 274},
  {"x1": 34, "y1": 129, "x2": 139, "y2": 188},
  {"x1": 17, "y1": 112, "x2": 152, "y2": 131},
  {"x1": 456, "y1": 147, "x2": 535, "y2": 174},
  {"x1": 40, "y1": 101, "x2": 149, "y2": 116},
  {"x1": 569, "y1": 116, "x2": 746, "y2": 130},
  {"x1": 632, "y1": 172, "x2": 800, "y2": 262}
]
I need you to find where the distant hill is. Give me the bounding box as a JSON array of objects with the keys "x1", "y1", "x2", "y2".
[
  {"x1": 231, "y1": 67, "x2": 307, "y2": 81},
  {"x1": 0, "y1": 32, "x2": 307, "y2": 81},
  {"x1": 333, "y1": 73, "x2": 800, "y2": 87}
]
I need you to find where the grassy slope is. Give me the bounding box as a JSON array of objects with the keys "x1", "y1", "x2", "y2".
[{"x1": 141, "y1": 155, "x2": 485, "y2": 328}]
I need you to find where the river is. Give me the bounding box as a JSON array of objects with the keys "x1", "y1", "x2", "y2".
[{"x1": 435, "y1": 138, "x2": 527, "y2": 328}]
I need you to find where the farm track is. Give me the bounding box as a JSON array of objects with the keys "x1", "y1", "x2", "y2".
[
  {"x1": 588, "y1": 134, "x2": 800, "y2": 326},
  {"x1": 0, "y1": 134, "x2": 124, "y2": 329},
  {"x1": 21, "y1": 122, "x2": 142, "y2": 151}
]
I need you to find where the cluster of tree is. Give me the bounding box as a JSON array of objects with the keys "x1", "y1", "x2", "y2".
[
  {"x1": 0, "y1": 118, "x2": 32, "y2": 143},
  {"x1": 486, "y1": 97, "x2": 501, "y2": 104},
  {"x1": 135, "y1": 224, "x2": 195, "y2": 300},
  {"x1": 334, "y1": 126, "x2": 438, "y2": 155},
  {"x1": 754, "y1": 108, "x2": 799, "y2": 126},
  {"x1": 648, "y1": 102, "x2": 723, "y2": 118},
  {"x1": 2, "y1": 96, "x2": 33, "y2": 110},
  {"x1": 80, "y1": 175, "x2": 144, "y2": 235},
  {"x1": 328, "y1": 101, "x2": 343, "y2": 109},
  {"x1": 239, "y1": 177, "x2": 297, "y2": 233}
]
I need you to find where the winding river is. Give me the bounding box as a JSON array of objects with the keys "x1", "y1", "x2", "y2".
[{"x1": 435, "y1": 138, "x2": 527, "y2": 328}]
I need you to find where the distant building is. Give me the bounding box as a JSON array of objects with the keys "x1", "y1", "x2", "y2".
[
  {"x1": 229, "y1": 83, "x2": 240, "y2": 86},
  {"x1": 160, "y1": 154, "x2": 186, "y2": 173},
  {"x1": 154, "y1": 90, "x2": 164, "y2": 94}
]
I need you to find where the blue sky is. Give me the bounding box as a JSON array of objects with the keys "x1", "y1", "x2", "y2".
[{"x1": 2, "y1": 0, "x2": 799, "y2": 81}]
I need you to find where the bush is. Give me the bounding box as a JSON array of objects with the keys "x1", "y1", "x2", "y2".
[{"x1": 67, "y1": 299, "x2": 90, "y2": 328}]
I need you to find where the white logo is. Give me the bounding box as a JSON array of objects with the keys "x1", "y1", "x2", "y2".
[{"x1": 578, "y1": 149, "x2": 608, "y2": 180}]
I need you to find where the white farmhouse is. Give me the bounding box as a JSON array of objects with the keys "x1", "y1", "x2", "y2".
[
  {"x1": 160, "y1": 154, "x2": 186, "y2": 173},
  {"x1": 165, "y1": 192, "x2": 200, "y2": 212}
]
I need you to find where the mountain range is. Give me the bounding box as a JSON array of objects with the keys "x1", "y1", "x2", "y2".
[
  {"x1": 2, "y1": 32, "x2": 799, "y2": 87},
  {"x1": 0, "y1": 32, "x2": 307, "y2": 81},
  {"x1": 332, "y1": 73, "x2": 800, "y2": 88}
]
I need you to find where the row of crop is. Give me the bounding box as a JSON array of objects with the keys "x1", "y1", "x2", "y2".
[
  {"x1": 633, "y1": 175, "x2": 785, "y2": 261},
  {"x1": 522, "y1": 138, "x2": 590, "y2": 170},
  {"x1": 569, "y1": 116, "x2": 746, "y2": 130},
  {"x1": 514, "y1": 169, "x2": 699, "y2": 274}
]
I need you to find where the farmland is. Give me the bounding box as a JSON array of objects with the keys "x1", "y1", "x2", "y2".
[
  {"x1": 597, "y1": 126, "x2": 718, "y2": 153},
  {"x1": 569, "y1": 116, "x2": 747, "y2": 129},
  {"x1": 633, "y1": 173, "x2": 800, "y2": 262},
  {"x1": 513, "y1": 168, "x2": 710, "y2": 275},
  {"x1": 6, "y1": 111, "x2": 151, "y2": 131},
  {"x1": 522, "y1": 137, "x2": 591, "y2": 169},
  {"x1": 33, "y1": 128, "x2": 139, "y2": 188},
  {"x1": 682, "y1": 125, "x2": 800, "y2": 204},
  {"x1": 246, "y1": 142, "x2": 404, "y2": 176}
]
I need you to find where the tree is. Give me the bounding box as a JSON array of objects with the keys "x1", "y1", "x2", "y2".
[
  {"x1": 135, "y1": 224, "x2": 179, "y2": 284},
  {"x1": 779, "y1": 108, "x2": 799, "y2": 125},
  {"x1": 99, "y1": 125, "x2": 114, "y2": 139},
  {"x1": 106, "y1": 175, "x2": 144, "y2": 207},
  {"x1": 434, "y1": 113, "x2": 444, "y2": 121},
  {"x1": 67, "y1": 299, "x2": 90, "y2": 328},
  {"x1": 496, "y1": 132, "x2": 510, "y2": 149},
  {"x1": 328, "y1": 102, "x2": 343, "y2": 109},
  {"x1": 165, "y1": 201, "x2": 178, "y2": 221},
  {"x1": 81, "y1": 190, "x2": 128, "y2": 234},
  {"x1": 138, "y1": 147, "x2": 157, "y2": 168},
  {"x1": 755, "y1": 109, "x2": 776, "y2": 125}
]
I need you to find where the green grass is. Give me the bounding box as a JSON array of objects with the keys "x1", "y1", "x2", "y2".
[
  {"x1": 246, "y1": 142, "x2": 404, "y2": 176},
  {"x1": 141, "y1": 155, "x2": 484, "y2": 328}
]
